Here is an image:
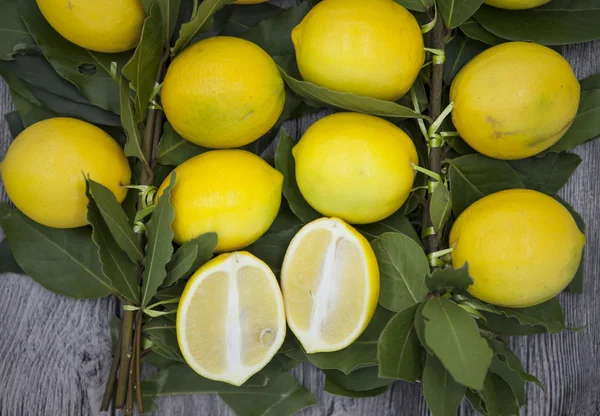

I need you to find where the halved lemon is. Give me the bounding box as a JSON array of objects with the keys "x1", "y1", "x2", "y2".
[
  {"x1": 281, "y1": 217, "x2": 380, "y2": 353},
  {"x1": 176, "y1": 251, "x2": 286, "y2": 386}
]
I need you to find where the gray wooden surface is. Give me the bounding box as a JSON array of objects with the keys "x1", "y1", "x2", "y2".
[{"x1": 1, "y1": 27, "x2": 600, "y2": 416}]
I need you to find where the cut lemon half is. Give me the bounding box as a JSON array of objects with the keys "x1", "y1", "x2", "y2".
[
  {"x1": 281, "y1": 217, "x2": 380, "y2": 353},
  {"x1": 176, "y1": 251, "x2": 286, "y2": 386}
]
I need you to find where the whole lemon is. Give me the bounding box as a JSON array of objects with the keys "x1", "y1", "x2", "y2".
[
  {"x1": 450, "y1": 189, "x2": 585, "y2": 308},
  {"x1": 293, "y1": 113, "x2": 418, "y2": 224},
  {"x1": 0, "y1": 118, "x2": 131, "y2": 228},
  {"x1": 157, "y1": 150, "x2": 283, "y2": 252},
  {"x1": 161, "y1": 37, "x2": 285, "y2": 149},
  {"x1": 291, "y1": 0, "x2": 424, "y2": 101},
  {"x1": 450, "y1": 42, "x2": 580, "y2": 160},
  {"x1": 36, "y1": 0, "x2": 145, "y2": 53},
  {"x1": 484, "y1": 0, "x2": 550, "y2": 9}
]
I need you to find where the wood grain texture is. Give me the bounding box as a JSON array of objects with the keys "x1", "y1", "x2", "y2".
[{"x1": 1, "y1": 3, "x2": 600, "y2": 415}]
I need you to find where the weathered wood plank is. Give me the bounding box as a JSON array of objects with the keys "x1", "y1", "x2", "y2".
[{"x1": 0, "y1": 7, "x2": 599, "y2": 416}]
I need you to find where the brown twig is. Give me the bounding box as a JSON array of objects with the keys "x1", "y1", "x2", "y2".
[
  {"x1": 135, "y1": 312, "x2": 144, "y2": 414},
  {"x1": 100, "y1": 319, "x2": 124, "y2": 411},
  {"x1": 114, "y1": 306, "x2": 135, "y2": 408},
  {"x1": 423, "y1": 12, "x2": 447, "y2": 256}
]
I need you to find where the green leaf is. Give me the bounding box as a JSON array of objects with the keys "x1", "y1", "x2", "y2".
[
  {"x1": 422, "y1": 297, "x2": 493, "y2": 390},
  {"x1": 324, "y1": 367, "x2": 391, "y2": 398},
  {"x1": 393, "y1": 0, "x2": 434, "y2": 12},
  {"x1": 164, "y1": 232, "x2": 218, "y2": 286},
  {"x1": 122, "y1": 5, "x2": 163, "y2": 121},
  {"x1": 438, "y1": 0, "x2": 485, "y2": 29},
  {"x1": 415, "y1": 301, "x2": 433, "y2": 354},
  {"x1": 356, "y1": 211, "x2": 421, "y2": 246},
  {"x1": 483, "y1": 312, "x2": 547, "y2": 336},
  {"x1": 422, "y1": 354, "x2": 467, "y2": 416},
  {"x1": 426, "y1": 265, "x2": 472, "y2": 292},
  {"x1": 141, "y1": 174, "x2": 176, "y2": 307},
  {"x1": 488, "y1": 355, "x2": 525, "y2": 406},
  {"x1": 465, "y1": 389, "x2": 488, "y2": 415},
  {"x1": 6, "y1": 88, "x2": 57, "y2": 126},
  {"x1": 474, "y1": 4, "x2": 600, "y2": 45},
  {"x1": 154, "y1": 280, "x2": 187, "y2": 301},
  {"x1": 0, "y1": 59, "x2": 121, "y2": 126},
  {"x1": 143, "y1": 366, "x2": 317, "y2": 415},
  {"x1": 4, "y1": 111, "x2": 25, "y2": 138},
  {"x1": 241, "y1": 1, "x2": 311, "y2": 56},
  {"x1": 274, "y1": 129, "x2": 321, "y2": 223},
  {"x1": 0, "y1": 0, "x2": 36, "y2": 60},
  {"x1": 448, "y1": 154, "x2": 524, "y2": 216},
  {"x1": 489, "y1": 339, "x2": 544, "y2": 391},
  {"x1": 222, "y1": 3, "x2": 284, "y2": 37},
  {"x1": 88, "y1": 180, "x2": 143, "y2": 263},
  {"x1": 493, "y1": 297, "x2": 565, "y2": 334},
  {"x1": 325, "y1": 366, "x2": 392, "y2": 391},
  {"x1": 307, "y1": 307, "x2": 395, "y2": 374},
  {"x1": 144, "y1": 317, "x2": 183, "y2": 361},
  {"x1": 547, "y1": 89, "x2": 600, "y2": 152},
  {"x1": 19, "y1": 0, "x2": 129, "y2": 113},
  {"x1": 246, "y1": 209, "x2": 304, "y2": 275},
  {"x1": 275, "y1": 56, "x2": 427, "y2": 120},
  {"x1": 430, "y1": 183, "x2": 452, "y2": 233},
  {"x1": 479, "y1": 373, "x2": 520, "y2": 416},
  {"x1": 157, "y1": 121, "x2": 208, "y2": 166},
  {"x1": 143, "y1": 0, "x2": 180, "y2": 44},
  {"x1": 120, "y1": 77, "x2": 150, "y2": 169},
  {"x1": 509, "y1": 152, "x2": 581, "y2": 194},
  {"x1": 0, "y1": 207, "x2": 112, "y2": 298},
  {"x1": 0, "y1": 238, "x2": 25, "y2": 275},
  {"x1": 459, "y1": 18, "x2": 504, "y2": 45},
  {"x1": 371, "y1": 233, "x2": 430, "y2": 312},
  {"x1": 377, "y1": 303, "x2": 422, "y2": 381},
  {"x1": 86, "y1": 183, "x2": 140, "y2": 304},
  {"x1": 581, "y1": 72, "x2": 600, "y2": 91},
  {"x1": 171, "y1": 0, "x2": 234, "y2": 56}
]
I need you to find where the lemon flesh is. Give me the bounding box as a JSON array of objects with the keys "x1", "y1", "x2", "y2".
[
  {"x1": 281, "y1": 218, "x2": 379, "y2": 353},
  {"x1": 0, "y1": 118, "x2": 131, "y2": 228},
  {"x1": 293, "y1": 112, "x2": 418, "y2": 224},
  {"x1": 484, "y1": 0, "x2": 550, "y2": 9},
  {"x1": 450, "y1": 189, "x2": 585, "y2": 308},
  {"x1": 177, "y1": 252, "x2": 286, "y2": 386},
  {"x1": 157, "y1": 150, "x2": 283, "y2": 252},
  {"x1": 291, "y1": 0, "x2": 424, "y2": 100},
  {"x1": 36, "y1": 0, "x2": 145, "y2": 53},
  {"x1": 161, "y1": 36, "x2": 285, "y2": 149},
  {"x1": 450, "y1": 42, "x2": 580, "y2": 160}
]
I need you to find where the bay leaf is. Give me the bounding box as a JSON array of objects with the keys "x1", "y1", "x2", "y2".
[
  {"x1": 422, "y1": 354, "x2": 466, "y2": 416},
  {"x1": 141, "y1": 174, "x2": 176, "y2": 306},
  {"x1": 371, "y1": 233, "x2": 430, "y2": 312},
  {"x1": 422, "y1": 296, "x2": 493, "y2": 390}
]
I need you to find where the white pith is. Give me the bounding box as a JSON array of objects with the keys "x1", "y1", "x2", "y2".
[
  {"x1": 282, "y1": 217, "x2": 372, "y2": 353},
  {"x1": 177, "y1": 253, "x2": 286, "y2": 386}
]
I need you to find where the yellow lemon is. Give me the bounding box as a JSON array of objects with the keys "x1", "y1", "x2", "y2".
[
  {"x1": 157, "y1": 150, "x2": 283, "y2": 252},
  {"x1": 291, "y1": 0, "x2": 424, "y2": 101},
  {"x1": 0, "y1": 118, "x2": 131, "y2": 228},
  {"x1": 484, "y1": 0, "x2": 550, "y2": 9},
  {"x1": 36, "y1": 0, "x2": 145, "y2": 53},
  {"x1": 177, "y1": 251, "x2": 286, "y2": 386},
  {"x1": 293, "y1": 112, "x2": 418, "y2": 224},
  {"x1": 161, "y1": 36, "x2": 285, "y2": 149},
  {"x1": 450, "y1": 189, "x2": 585, "y2": 308},
  {"x1": 450, "y1": 42, "x2": 580, "y2": 160},
  {"x1": 281, "y1": 217, "x2": 379, "y2": 353}
]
